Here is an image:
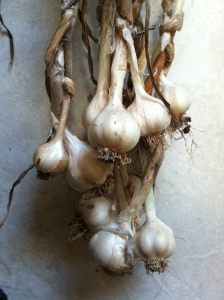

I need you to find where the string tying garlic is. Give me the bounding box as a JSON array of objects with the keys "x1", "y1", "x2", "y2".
[
  {"x1": 133, "y1": 188, "x2": 175, "y2": 273},
  {"x1": 87, "y1": 34, "x2": 140, "y2": 155},
  {"x1": 159, "y1": 72, "x2": 191, "y2": 117},
  {"x1": 64, "y1": 128, "x2": 113, "y2": 192},
  {"x1": 118, "y1": 18, "x2": 171, "y2": 137}
]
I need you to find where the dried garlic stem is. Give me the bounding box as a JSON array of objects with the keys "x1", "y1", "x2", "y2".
[
  {"x1": 114, "y1": 163, "x2": 127, "y2": 211},
  {"x1": 45, "y1": 9, "x2": 75, "y2": 76},
  {"x1": 151, "y1": 0, "x2": 185, "y2": 67},
  {"x1": 118, "y1": 142, "x2": 164, "y2": 223},
  {"x1": 145, "y1": 51, "x2": 166, "y2": 95}
]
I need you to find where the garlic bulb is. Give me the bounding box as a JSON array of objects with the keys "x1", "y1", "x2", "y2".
[
  {"x1": 120, "y1": 19, "x2": 171, "y2": 136},
  {"x1": 79, "y1": 196, "x2": 118, "y2": 232},
  {"x1": 33, "y1": 98, "x2": 70, "y2": 176},
  {"x1": 88, "y1": 35, "x2": 140, "y2": 153},
  {"x1": 82, "y1": 0, "x2": 114, "y2": 130},
  {"x1": 133, "y1": 188, "x2": 175, "y2": 273},
  {"x1": 33, "y1": 139, "x2": 68, "y2": 176},
  {"x1": 89, "y1": 220, "x2": 134, "y2": 273},
  {"x1": 159, "y1": 72, "x2": 191, "y2": 117},
  {"x1": 64, "y1": 128, "x2": 113, "y2": 192}
]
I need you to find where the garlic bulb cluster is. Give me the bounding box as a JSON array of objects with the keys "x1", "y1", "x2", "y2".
[
  {"x1": 79, "y1": 196, "x2": 118, "y2": 232},
  {"x1": 159, "y1": 72, "x2": 191, "y2": 117},
  {"x1": 89, "y1": 221, "x2": 134, "y2": 273},
  {"x1": 119, "y1": 19, "x2": 171, "y2": 137},
  {"x1": 64, "y1": 128, "x2": 113, "y2": 192},
  {"x1": 87, "y1": 35, "x2": 140, "y2": 153},
  {"x1": 133, "y1": 189, "x2": 175, "y2": 273}
]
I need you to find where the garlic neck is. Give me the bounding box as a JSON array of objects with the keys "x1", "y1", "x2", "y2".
[
  {"x1": 122, "y1": 24, "x2": 160, "y2": 104},
  {"x1": 109, "y1": 34, "x2": 128, "y2": 106},
  {"x1": 145, "y1": 188, "x2": 157, "y2": 222},
  {"x1": 54, "y1": 94, "x2": 70, "y2": 141},
  {"x1": 95, "y1": 0, "x2": 115, "y2": 103}
]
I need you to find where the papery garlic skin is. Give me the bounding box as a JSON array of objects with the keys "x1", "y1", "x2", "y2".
[
  {"x1": 79, "y1": 196, "x2": 118, "y2": 232},
  {"x1": 87, "y1": 35, "x2": 140, "y2": 153},
  {"x1": 89, "y1": 221, "x2": 134, "y2": 273},
  {"x1": 159, "y1": 73, "x2": 191, "y2": 117},
  {"x1": 33, "y1": 139, "x2": 68, "y2": 176},
  {"x1": 163, "y1": 128, "x2": 172, "y2": 151},
  {"x1": 119, "y1": 19, "x2": 171, "y2": 136},
  {"x1": 64, "y1": 129, "x2": 113, "y2": 192},
  {"x1": 133, "y1": 189, "x2": 175, "y2": 272}
]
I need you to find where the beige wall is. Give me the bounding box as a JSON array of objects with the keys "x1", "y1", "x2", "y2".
[{"x1": 0, "y1": 0, "x2": 223, "y2": 299}]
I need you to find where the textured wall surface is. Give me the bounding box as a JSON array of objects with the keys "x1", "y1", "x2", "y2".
[{"x1": 0, "y1": 0, "x2": 224, "y2": 299}]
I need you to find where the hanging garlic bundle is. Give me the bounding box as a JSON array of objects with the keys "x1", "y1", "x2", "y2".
[
  {"x1": 79, "y1": 196, "x2": 118, "y2": 233},
  {"x1": 159, "y1": 72, "x2": 191, "y2": 118},
  {"x1": 89, "y1": 220, "x2": 134, "y2": 273},
  {"x1": 82, "y1": 0, "x2": 115, "y2": 130},
  {"x1": 133, "y1": 188, "x2": 175, "y2": 273},
  {"x1": 64, "y1": 128, "x2": 113, "y2": 192},
  {"x1": 33, "y1": 87, "x2": 72, "y2": 176},
  {"x1": 118, "y1": 18, "x2": 171, "y2": 137},
  {"x1": 88, "y1": 34, "x2": 140, "y2": 155}
]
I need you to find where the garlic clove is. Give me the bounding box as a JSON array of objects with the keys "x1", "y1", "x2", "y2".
[
  {"x1": 33, "y1": 139, "x2": 68, "y2": 176},
  {"x1": 159, "y1": 73, "x2": 191, "y2": 117}
]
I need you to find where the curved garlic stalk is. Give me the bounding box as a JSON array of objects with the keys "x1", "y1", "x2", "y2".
[
  {"x1": 82, "y1": 0, "x2": 115, "y2": 130},
  {"x1": 133, "y1": 188, "x2": 175, "y2": 273},
  {"x1": 119, "y1": 19, "x2": 171, "y2": 137},
  {"x1": 88, "y1": 34, "x2": 140, "y2": 154},
  {"x1": 79, "y1": 196, "x2": 118, "y2": 233},
  {"x1": 89, "y1": 220, "x2": 135, "y2": 274},
  {"x1": 33, "y1": 95, "x2": 70, "y2": 176},
  {"x1": 159, "y1": 72, "x2": 191, "y2": 117},
  {"x1": 64, "y1": 128, "x2": 113, "y2": 192}
]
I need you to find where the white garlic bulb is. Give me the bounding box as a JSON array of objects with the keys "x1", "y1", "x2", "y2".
[
  {"x1": 120, "y1": 19, "x2": 171, "y2": 136},
  {"x1": 133, "y1": 189, "x2": 175, "y2": 273},
  {"x1": 159, "y1": 72, "x2": 191, "y2": 117},
  {"x1": 64, "y1": 129, "x2": 113, "y2": 192},
  {"x1": 89, "y1": 221, "x2": 134, "y2": 273},
  {"x1": 33, "y1": 104, "x2": 69, "y2": 176},
  {"x1": 79, "y1": 196, "x2": 118, "y2": 232},
  {"x1": 87, "y1": 35, "x2": 140, "y2": 153},
  {"x1": 33, "y1": 139, "x2": 68, "y2": 176}
]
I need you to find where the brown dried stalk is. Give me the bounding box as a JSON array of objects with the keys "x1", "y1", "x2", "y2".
[{"x1": 118, "y1": 142, "x2": 165, "y2": 223}]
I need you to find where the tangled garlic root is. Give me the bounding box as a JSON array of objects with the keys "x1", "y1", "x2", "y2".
[{"x1": 144, "y1": 257, "x2": 169, "y2": 274}]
